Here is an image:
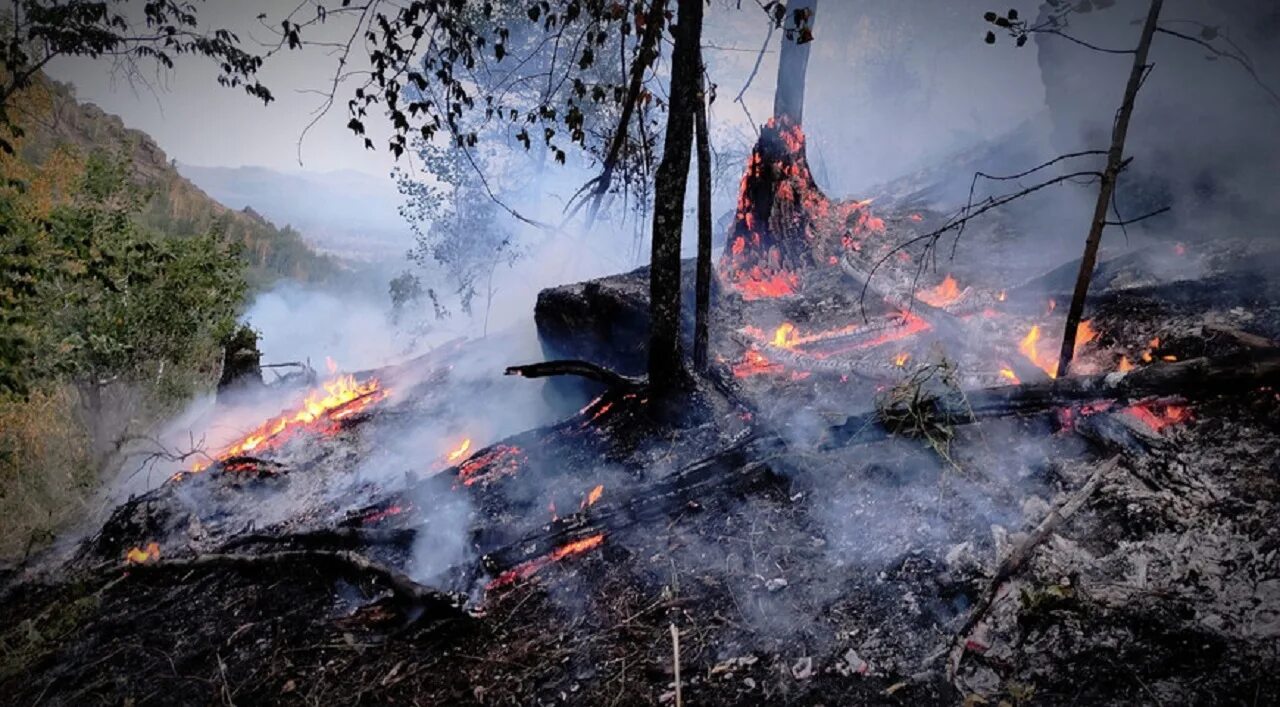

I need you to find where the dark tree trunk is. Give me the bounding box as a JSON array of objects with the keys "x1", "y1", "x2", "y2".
[
  {"x1": 647, "y1": 0, "x2": 703, "y2": 391},
  {"x1": 1055, "y1": 0, "x2": 1163, "y2": 378},
  {"x1": 772, "y1": 0, "x2": 818, "y2": 125},
  {"x1": 693, "y1": 57, "x2": 713, "y2": 372}
]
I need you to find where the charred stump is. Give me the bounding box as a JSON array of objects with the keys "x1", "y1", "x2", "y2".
[{"x1": 720, "y1": 116, "x2": 826, "y2": 298}]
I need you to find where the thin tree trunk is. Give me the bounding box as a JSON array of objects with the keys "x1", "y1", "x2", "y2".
[
  {"x1": 693, "y1": 58, "x2": 713, "y2": 372},
  {"x1": 582, "y1": 0, "x2": 666, "y2": 228},
  {"x1": 647, "y1": 0, "x2": 702, "y2": 391},
  {"x1": 1055, "y1": 0, "x2": 1163, "y2": 378},
  {"x1": 772, "y1": 0, "x2": 818, "y2": 125}
]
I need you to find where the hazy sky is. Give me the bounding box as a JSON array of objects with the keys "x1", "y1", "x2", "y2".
[{"x1": 45, "y1": 1, "x2": 1044, "y2": 188}]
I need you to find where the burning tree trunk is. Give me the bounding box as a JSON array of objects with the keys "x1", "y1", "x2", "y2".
[
  {"x1": 1055, "y1": 0, "x2": 1163, "y2": 378},
  {"x1": 720, "y1": 1, "x2": 824, "y2": 298},
  {"x1": 647, "y1": 0, "x2": 703, "y2": 390},
  {"x1": 693, "y1": 57, "x2": 713, "y2": 372}
]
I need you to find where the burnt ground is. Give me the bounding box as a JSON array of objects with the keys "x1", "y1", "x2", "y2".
[{"x1": 2, "y1": 204, "x2": 1280, "y2": 705}]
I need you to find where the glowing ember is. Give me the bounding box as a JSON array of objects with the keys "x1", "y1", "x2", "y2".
[
  {"x1": 1174, "y1": 243, "x2": 1186, "y2": 256},
  {"x1": 1117, "y1": 355, "x2": 1135, "y2": 373},
  {"x1": 487, "y1": 534, "x2": 606, "y2": 591},
  {"x1": 732, "y1": 349, "x2": 783, "y2": 378},
  {"x1": 185, "y1": 374, "x2": 389, "y2": 475},
  {"x1": 581, "y1": 484, "x2": 604, "y2": 510},
  {"x1": 918, "y1": 274, "x2": 964, "y2": 308},
  {"x1": 446, "y1": 438, "x2": 472, "y2": 463},
  {"x1": 125, "y1": 542, "x2": 160, "y2": 565},
  {"x1": 894, "y1": 352, "x2": 910, "y2": 367},
  {"x1": 457, "y1": 444, "x2": 526, "y2": 487},
  {"x1": 1125, "y1": 402, "x2": 1192, "y2": 432},
  {"x1": 360, "y1": 504, "x2": 409, "y2": 525}
]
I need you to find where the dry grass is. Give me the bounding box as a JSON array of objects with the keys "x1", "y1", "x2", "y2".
[{"x1": 0, "y1": 387, "x2": 95, "y2": 561}]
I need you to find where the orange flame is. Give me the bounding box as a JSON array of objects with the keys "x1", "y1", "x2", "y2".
[
  {"x1": 893, "y1": 352, "x2": 910, "y2": 367},
  {"x1": 446, "y1": 438, "x2": 472, "y2": 463},
  {"x1": 1018, "y1": 320, "x2": 1097, "y2": 379},
  {"x1": 918, "y1": 275, "x2": 963, "y2": 308},
  {"x1": 487, "y1": 534, "x2": 606, "y2": 591},
  {"x1": 125, "y1": 542, "x2": 160, "y2": 565},
  {"x1": 185, "y1": 375, "x2": 389, "y2": 476},
  {"x1": 1117, "y1": 355, "x2": 1134, "y2": 373},
  {"x1": 581, "y1": 484, "x2": 604, "y2": 510},
  {"x1": 999, "y1": 368, "x2": 1020, "y2": 384}
]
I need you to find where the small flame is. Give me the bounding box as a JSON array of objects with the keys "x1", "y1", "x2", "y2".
[
  {"x1": 999, "y1": 368, "x2": 1020, "y2": 384},
  {"x1": 893, "y1": 352, "x2": 910, "y2": 367},
  {"x1": 1018, "y1": 320, "x2": 1097, "y2": 379},
  {"x1": 446, "y1": 438, "x2": 472, "y2": 463},
  {"x1": 918, "y1": 274, "x2": 963, "y2": 307},
  {"x1": 581, "y1": 484, "x2": 604, "y2": 510},
  {"x1": 487, "y1": 534, "x2": 606, "y2": 591},
  {"x1": 1117, "y1": 355, "x2": 1134, "y2": 373},
  {"x1": 773, "y1": 322, "x2": 797, "y2": 348},
  {"x1": 125, "y1": 542, "x2": 160, "y2": 565},
  {"x1": 997, "y1": 290, "x2": 1007, "y2": 302}
]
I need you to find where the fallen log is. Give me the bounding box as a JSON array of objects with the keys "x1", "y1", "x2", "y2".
[
  {"x1": 824, "y1": 347, "x2": 1280, "y2": 449},
  {"x1": 479, "y1": 433, "x2": 785, "y2": 575}
]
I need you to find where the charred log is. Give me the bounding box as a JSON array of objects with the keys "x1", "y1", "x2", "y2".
[{"x1": 824, "y1": 347, "x2": 1280, "y2": 448}]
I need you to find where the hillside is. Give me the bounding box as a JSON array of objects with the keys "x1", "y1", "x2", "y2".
[
  {"x1": 178, "y1": 164, "x2": 409, "y2": 262},
  {"x1": 9, "y1": 76, "x2": 337, "y2": 286}
]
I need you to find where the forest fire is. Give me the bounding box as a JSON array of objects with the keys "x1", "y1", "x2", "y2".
[
  {"x1": 486, "y1": 534, "x2": 606, "y2": 591},
  {"x1": 124, "y1": 542, "x2": 160, "y2": 565},
  {"x1": 446, "y1": 438, "x2": 472, "y2": 463},
  {"x1": 184, "y1": 374, "x2": 389, "y2": 476}
]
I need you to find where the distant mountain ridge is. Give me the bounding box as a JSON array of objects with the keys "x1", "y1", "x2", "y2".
[
  {"x1": 12, "y1": 77, "x2": 337, "y2": 286},
  {"x1": 178, "y1": 164, "x2": 410, "y2": 262}
]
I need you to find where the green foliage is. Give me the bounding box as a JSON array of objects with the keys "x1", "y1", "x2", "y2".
[{"x1": 1, "y1": 151, "x2": 246, "y2": 399}]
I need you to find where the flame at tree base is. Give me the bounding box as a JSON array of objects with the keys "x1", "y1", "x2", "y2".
[{"x1": 720, "y1": 117, "x2": 886, "y2": 301}]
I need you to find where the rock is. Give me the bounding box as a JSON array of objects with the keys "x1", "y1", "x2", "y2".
[
  {"x1": 791, "y1": 656, "x2": 813, "y2": 680},
  {"x1": 765, "y1": 577, "x2": 788, "y2": 592}
]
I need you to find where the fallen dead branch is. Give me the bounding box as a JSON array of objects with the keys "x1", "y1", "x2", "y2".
[
  {"x1": 505, "y1": 360, "x2": 646, "y2": 391},
  {"x1": 944, "y1": 457, "x2": 1119, "y2": 678}
]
